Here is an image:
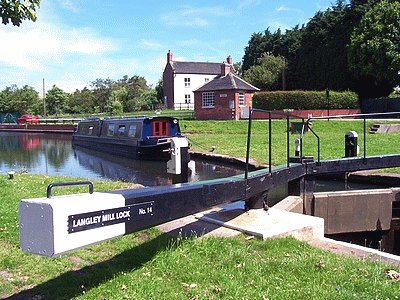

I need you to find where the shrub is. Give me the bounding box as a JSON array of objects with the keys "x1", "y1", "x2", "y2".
[{"x1": 253, "y1": 90, "x2": 359, "y2": 110}]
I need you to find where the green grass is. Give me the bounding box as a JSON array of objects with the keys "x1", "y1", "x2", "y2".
[
  {"x1": 1, "y1": 174, "x2": 400, "y2": 299},
  {"x1": 181, "y1": 119, "x2": 400, "y2": 167}
]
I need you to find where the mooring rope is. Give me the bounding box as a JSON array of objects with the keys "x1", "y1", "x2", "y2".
[{"x1": 186, "y1": 136, "x2": 215, "y2": 152}]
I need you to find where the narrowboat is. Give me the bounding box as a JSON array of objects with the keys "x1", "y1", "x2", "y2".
[{"x1": 72, "y1": 116, "x2": 185, "y2": 161}]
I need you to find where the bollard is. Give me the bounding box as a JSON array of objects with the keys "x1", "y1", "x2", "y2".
[
  {"x1": 167, "y1": 137, "x2": 190, "y2": 183},
  {"x1": 294, "y1": 138, "x2": 301, "y2": 157},
  {"x1": 344, "y1": 131, "x2": 358, "y2": 157}
]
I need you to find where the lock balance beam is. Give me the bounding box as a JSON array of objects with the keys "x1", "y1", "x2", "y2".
[{"x1": 19, "y1": 191, "x2": 154, "y2": 257}]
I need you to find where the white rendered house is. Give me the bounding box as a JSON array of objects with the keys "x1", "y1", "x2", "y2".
[{"x1": 163, "y1": 51, "x2": 234, "y2": 110}]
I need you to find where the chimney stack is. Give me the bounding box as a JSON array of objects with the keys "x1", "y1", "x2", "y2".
[
  {"x1": 167, "y1": 50, "x2": 173, "y2": 63},
  {"x1": 221, "y1": 63, "x2": 231, "y2": 76}
]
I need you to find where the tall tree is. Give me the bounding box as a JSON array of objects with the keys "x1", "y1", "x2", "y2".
[
  {"x1": 0, "y1": 0, "x2": 40, "y2": 26},
  {"x1": 45, "y1": 85, "x2": 69, "y2": 116},
  {"x1": 105, "y1": 87, "x2": 128, "y2": 114},
  {"x1": 243, "y1": 53, "x2": 286, "y2": 90},
  {"x1": 65, "y1": 87, "x2": 95, "y2": 114},
  {"x1": 155, "y1": 78, "x2": 163, "y2": 101},
  {"x1": 91, "y1": 78, "x2": 114, "y2": 113},
  {"x1": 348, "y1": 0, "x2": 400, "y2": 98},
  {"x1": 0, "y1": 85, "x2": 39, "y2": 114}
]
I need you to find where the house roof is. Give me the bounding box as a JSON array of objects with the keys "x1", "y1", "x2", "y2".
[
  {"x1": 169, "y1": 61, "x2": 233, "y2": 75},
  {"x1": 194, "y1": 73, "x2": 260, "y2": 92}
]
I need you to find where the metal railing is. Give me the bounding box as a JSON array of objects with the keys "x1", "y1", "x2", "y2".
[
  {"x1": 243, "y1": 109, "x2": 400, "y2": 180},
  {"x1": 305, "y1": 111, "x2": 400, "y2": 164}
]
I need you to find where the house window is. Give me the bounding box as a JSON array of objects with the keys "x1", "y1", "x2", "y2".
[
  {"x1": 185, "y1": 94, "x2": 191, "y2": 104},
  {"x1": 184, "y1": 78, "x2": 190, "y2": 87},
  {"x1": 239, "y1": 92, "x2": 245, "y2": 106},
  {"x1": 202, "y1": 92, "x2": 215, "y2": 107},
  {"x1": 205, "y1": 78, "x2": 209, "y2": 83}
]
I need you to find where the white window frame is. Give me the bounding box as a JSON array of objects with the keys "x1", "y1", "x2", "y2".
[
  {"x1": 184, "y1": 77, "x2": 190, "y2": 87},
  {"x1": 202, "y1": 92, "x2": 215, "y2": 108},
  {"x1": 239, "y1": 92, "x2": 245, "y2": 106}
]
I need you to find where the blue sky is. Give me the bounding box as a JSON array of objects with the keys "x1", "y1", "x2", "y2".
[{"x1": 0, "y1": 0, "x2": 333, "y2": 94}]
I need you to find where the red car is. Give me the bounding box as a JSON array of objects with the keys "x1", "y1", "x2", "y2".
[{"x1": 17, "y1": 114, "x2": 40, "y2": 124}]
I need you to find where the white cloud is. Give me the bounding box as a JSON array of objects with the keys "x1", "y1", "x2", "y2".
[
  {"x1": 161, "y1": 5, "x2": 232, "y2": 27},
  {"x1": 142, "y1": 56, "x2": 166, "y2": 85},
  {"x1": 0, "y1": 21, "x2": 116, "y2": 72},
  {"x1": 57, "y1": 0, "x2": 80, "y2": 13},
  {"x1": 237, "y1": 0, "x2": 261, "y2": 11},
  {"x1": 276, "y1": 5, "x2": 303, "y2": 14},
  {"x1": 178, "y1": 39, "x2": 201, "y2": 47},
  {"x1": 138, "y1": 39, "x2": 164, "y2": 50},
  {"x1": 276, "y1": 5, "x2": 289, "y2": 12}
]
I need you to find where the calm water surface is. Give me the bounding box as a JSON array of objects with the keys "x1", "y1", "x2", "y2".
[
  {"x1": 0, "y1": 131, "x2": 389, "y2": 189},
  {"x1": 0, "y1": 132, "x2": 244, "y2": 186}
]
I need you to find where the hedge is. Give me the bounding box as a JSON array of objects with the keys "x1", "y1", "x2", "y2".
[{"x1": 253, "y1": 91, "x2": 359, "y2": 110}]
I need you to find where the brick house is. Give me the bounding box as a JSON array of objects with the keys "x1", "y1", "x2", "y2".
[
  {"x1": 162, "y1": 51, "x2": 235, "y2": 110},
  {"x1": 194, "y1": 65, "x2": 259, "y2": 120}
]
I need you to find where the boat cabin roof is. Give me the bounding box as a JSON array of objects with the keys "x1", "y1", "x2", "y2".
[{"x1": 78, "y1": 116, "x2": 178, "y2": 124}]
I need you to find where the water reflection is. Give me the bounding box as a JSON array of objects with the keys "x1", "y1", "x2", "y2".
[
  {"x1": 0, "y1": 132, "x2": 72, "y2": 172},
  {"x1": 0, "y1": 132, "x2": 244, "y2": 186}
]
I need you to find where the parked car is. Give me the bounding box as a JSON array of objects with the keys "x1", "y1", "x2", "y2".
[{"x1": 17, "y1": 114, "x2": 40, "y2": 124}]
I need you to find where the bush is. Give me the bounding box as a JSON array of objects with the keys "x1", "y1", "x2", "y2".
[{"x1": 253, "y1": 90, "x2": 359, "y2": 110}]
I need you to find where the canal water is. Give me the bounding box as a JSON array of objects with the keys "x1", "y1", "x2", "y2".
[
  {"x1": 0, "y1": 132, "x2": 245, "y2": 186},
  {"x1": 0, "y1": 132, "x2": 391, "y2": 190}
]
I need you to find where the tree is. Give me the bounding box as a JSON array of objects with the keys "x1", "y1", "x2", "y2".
[
  {"x1": 348, "y1": 0, "x2": 400, "y2": 98},
  {"x1": 45, "y1": 85, "x2": 69, "y2": 116},
  {"x1": 105, "y1": 87, "x2": 128, "y2": 114},
  {"x1": 155, "y1": 78, "x2": 163, "y2": 102},
  {"x1": 0, "y1": 85, "x2": 39, "y2": 114},
  {"x1": 91, "y1": 78, "x2": 114, "y2": 113},
  {"x1": 65, "y1": 87, "x2": 95, "y2": 114},
  {"x1": 243, "y1": 53, "x2": 286, "y2": 90},
  {"x1": 0, "y1": 0, "x2": 40, "y2": 26}
]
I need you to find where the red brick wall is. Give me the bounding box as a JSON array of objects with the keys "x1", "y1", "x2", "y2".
[
  {"x1": 252, "y1": 109, "x2": 361, "y2": 119},
  {"x1": 194, "y1": 90, "x2": 254, "y2": 120},
  {"x1": 162, "y1": 64, "x2": 174, "y2": 109}
]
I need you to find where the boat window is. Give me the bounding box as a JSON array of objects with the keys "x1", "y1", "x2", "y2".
[
  {"x1": 118, "y1": 125, "x2": 126, "y2": 137},
  {"x1": 107, "y1": 124, "x2": 115, "y2": 136},
  {"x1": 128, "y1": 124, "x2": 137, "y2": 137},
  {"x1": 88, "y1": 126, "x2": 93, "y2": 135}
]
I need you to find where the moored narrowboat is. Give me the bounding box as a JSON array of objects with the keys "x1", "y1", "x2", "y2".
[{"x1": 72, "y1": 116, "x2": 185, "y2": 161}]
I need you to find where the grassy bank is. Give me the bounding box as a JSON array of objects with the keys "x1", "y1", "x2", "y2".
[
  {"x1": 1, "y1": 174, "x2": 400, "y2": 299},
  {"x1": 181, "y1": 119, "x2": 400, "y2": 169}
]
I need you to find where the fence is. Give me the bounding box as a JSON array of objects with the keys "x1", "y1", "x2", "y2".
[{"x1": 173, "y1": 103, "x2": 194, "y2": 111}]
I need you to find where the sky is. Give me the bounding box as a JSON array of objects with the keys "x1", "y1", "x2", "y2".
[{"x1": 0, "y1": 0, "x2": 334, "y2": 94}]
